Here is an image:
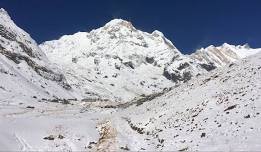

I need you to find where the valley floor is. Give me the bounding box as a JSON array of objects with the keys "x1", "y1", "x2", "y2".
[{"x1": 0, "y1": 101, "x2": 108, "y2": 151}]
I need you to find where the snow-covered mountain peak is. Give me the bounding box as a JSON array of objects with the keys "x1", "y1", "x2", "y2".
[
  {"x1": 203, "y1": 43, "x2": 250, "y2": 52},
  {"x1": 40, "y1": 18, "x2": 185, "y2": 102},
  {"x1": 41, "y1": 18, "x2": 179, "y2": 58},
  {"x1": 104, "y1": 19, "x2": 166, "y2": 39},
  {"x1": 0, "y1": 8, "x2": 6, "y2": 12},
  {"x1": 39, "y1": 16, "x2": 261, "y2": 102},
  {"x1": 104, "y1": 18, "x2": 136, "y2": 30},
  {"x1": 89, "y1": 19, "x2": 177, "y2": 51},
  {"x1": 40, "y1": 18, "x2": 182, "y2": 66},
  {"x1": 0, "y1": 8, "x2": 9, "y2": 18},
  {"x1": 151, "y1": 30, "x2": 164, "y2": 37},
  {"x1": 191, "y1": 43, "x2": 261, "y2": 67},
  {"x1": 101, "y1": 19, "x2": 171, "y2": 45},
  {"x1": 89, "y1": 18, "x2": 138, "y2": 41},
  {"x1": 0, "y1": 8, "x2": 12, "y2": 21}
]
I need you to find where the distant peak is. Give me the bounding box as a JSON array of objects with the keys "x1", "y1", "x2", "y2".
[
  {"x1": 242, "y1": 43, "x2": 250, "y2": 49},
  {"x1": 203, "y1": 43, "x2": 234, "y2": 50},
  {"x1": 105, "y1": 19, "x2": 131, "y2": 26},
  {"x1": 221, "y1": 43, "x2": 234, "y2": 48},
  {"x1": 152, "y1": 30, "x2": 164, "y2": 37},
  {"x1": 0, "y1": 8, "x2": 11, "y2": 19},
  {"x1": 104, "y1": 19, "x2": 136, "y2": 30},
  {"x1": 0, "y1": 8, "x2": 7, "y2": 14},
  {"x1": 0, "y1": 8, "x2": 10, "y2": 18},
  {"x1": 205, "y1": 45, "x2": 215, "y2": 50},
  {"x1": 221, "y1": 43, "x2": 251, "y2": 49}
]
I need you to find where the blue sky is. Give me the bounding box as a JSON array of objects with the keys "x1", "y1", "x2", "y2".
[{"x1": 1, "y1": 0, "x2": 261, "y2": 54}]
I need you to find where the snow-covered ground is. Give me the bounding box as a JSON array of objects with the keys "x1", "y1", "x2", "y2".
[
  {"x1": 0, "y1": 101, "x2": 106, "y2": 151},
  {"x1": 1, "y1": 8, "x2": 261, "y2": 151},
  {"x1": 1, "y1": 51, "x2": 261, "y2": 151},
  {"x1": 114, "y1": 52, "x2": 261, "y2": 151}
]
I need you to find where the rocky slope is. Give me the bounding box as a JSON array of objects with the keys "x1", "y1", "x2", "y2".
[{"x1": 0, "y1": 8, "x2": 74, "y2": 103}]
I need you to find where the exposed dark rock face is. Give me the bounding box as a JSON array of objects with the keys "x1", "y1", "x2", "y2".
[
  {"x1": 17, "y1": 41, "x2": 36, "y2": 58},
  {"x1": 0, "y1": 44, "x2": 71, "y2": 90},
  {"x1": 72, "y1": 57, "x2": 78, "y2": 63},
  {"x1": 199, "y1": 63, "x2": 216, "y2": 71},
  {"x1": 171, "y1": 54, "x2": 181, "y2": 62},
  {"x1": 177, "y1": 62, "x2": 190, "y2": 70},
  {"x1": 224, "y1": 104, "x2": 237, "y2": 112},
  {"x1": 26, "y1": 106, "x2": 35, "y2": 109},
  {"x1": 124, "y1": 118, "x2": 145, "y2": 134},
  {"x1": 145, "y1": 56, "x2": 154, "y2": 64},
  {"x1": 114, "y1": 63, "x2": 121, "y2": 70},
  {"x1": 201, "y1": 132, "x2": 206, "y2": 138},
  {"x1": 0, "y1": 18, "x2": 71, "y2": 90},
  {"x1": 183, "y1": 72, "x2": 192, "y2": 82},
  {"x1": 0, "y1": 25, "x2": 38, "y2": 58},
  {"x1": 123, "y1": 61, "x2": 135, "y2": 69},
  {"x1": 0, "y1": 24, "x2": 16, "y2": 41},
  {"x1": 163, "y1": 68, "x2": 172, "y2": 80},
  {"x1": 163, "y1": 68, "x2": 192, "y2": 83},
  {"x1": 43, "y1": 135, "x2": 55, "y2": 140}
]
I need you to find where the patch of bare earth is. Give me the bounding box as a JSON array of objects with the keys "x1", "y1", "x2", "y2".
[{"x1": 95, "y1": 120, "x2": 117, "y2": 151}]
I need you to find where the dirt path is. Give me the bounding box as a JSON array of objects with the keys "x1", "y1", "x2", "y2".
[{"x1": 95, "y1": 120, "x2": 117, "y2": 151}]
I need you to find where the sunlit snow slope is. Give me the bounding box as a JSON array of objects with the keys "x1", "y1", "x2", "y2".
[
  {"x1": 0, "y1": 8, "x2": 74, "y2": 103},
  {"x1": 113, "y1": 51, "x2": 261, "y2": 151}
]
